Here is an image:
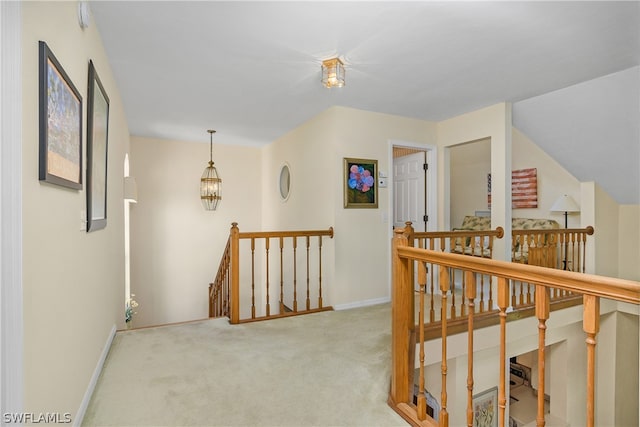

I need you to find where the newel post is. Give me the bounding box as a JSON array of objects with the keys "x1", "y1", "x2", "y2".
[
  {"x1": 390, "y1": 228, "x2": 412, "y2": 406},
  {"x1": 230, "y1": 222, "x2": 240, "y2": 324}
]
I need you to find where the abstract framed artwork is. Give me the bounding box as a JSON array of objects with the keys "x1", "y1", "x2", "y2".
[
  {"x1": 473, "y1": 386, "x2": 498, "y2": 427},
  {"x1": 39, "y1": 41, "x2": 83, "y2": 189},
  {"x1": 86, "y1": 60, "x2": 110, "y2": 232},
  {"x1": 343, "y1": 157, "x2": 378, "y2": 209}
]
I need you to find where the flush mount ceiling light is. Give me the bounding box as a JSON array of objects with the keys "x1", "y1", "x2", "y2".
[
  {"x1": 200, "y1": 130, "x2": 222, "y2": 211},
  {"x1": 321, "y1": 58, "x2": 345, "y2": 88}
]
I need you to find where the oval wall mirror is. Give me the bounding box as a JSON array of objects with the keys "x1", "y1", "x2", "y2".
[{"x1": 279, "y1": 163, "x2": 291, "y2": 201}]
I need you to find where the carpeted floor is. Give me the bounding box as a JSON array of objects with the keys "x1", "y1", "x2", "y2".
[{"x1": 82, "y1": 303, "x2": 407, "y2": 427}]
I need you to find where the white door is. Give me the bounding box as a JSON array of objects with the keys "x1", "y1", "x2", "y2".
[{"x1": 393, "y1": 151, "x2": 427, "y2": 231}]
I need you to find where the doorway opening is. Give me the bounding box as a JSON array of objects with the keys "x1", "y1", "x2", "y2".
[{"x1": 390, "y1": 142, "x2": 437, "y2": 233}]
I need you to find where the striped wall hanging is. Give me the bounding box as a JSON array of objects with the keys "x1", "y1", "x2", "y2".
[{"x1": 488, "y1": 168, "x2": 538, "y2": 209}]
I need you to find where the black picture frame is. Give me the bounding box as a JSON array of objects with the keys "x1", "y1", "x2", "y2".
[
  {"x1": 86, "y1": 60, "x2": 110, "y2": 232},
  {"x1": 39, "y1": 41, "x2": 83, "y2": 189}
]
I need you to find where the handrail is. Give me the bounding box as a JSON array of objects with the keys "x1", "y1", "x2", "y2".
[
  {"x1": 238, "y1": 228, "x2": 335, "y2": 239},
  {"x1": 389, "y1": 227, "x2": 639, "y2": 427},
  {"x1": 398, "y1": 246, "x2": 638, "y2": 303},
  {"x1": 210, "y1": 222, "x2": 335, "y2": 324}
]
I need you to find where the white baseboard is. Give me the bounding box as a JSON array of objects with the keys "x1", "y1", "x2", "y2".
[
  {"x1": 333, "y1": 297, "x2": 390, "y2": 311},
  {"x1": 74, "y1": 324, "x2": 116, "y2": 427}
]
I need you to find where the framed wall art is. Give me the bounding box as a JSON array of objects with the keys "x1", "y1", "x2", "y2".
[
  {"x1": 343, "y1": 157, "x2": 378, "y2": 209},
  {"x1": 473, "y1": 386, "x2": 498, "y2": 427},
  {"x1": 487, "y1": 168, "x2": 538, "y2": 210},
  {"x1": 39, "y1": 41, "x2": 83, "y2": 189},
  {"x1": 86, "y1": 60, "x2": 110, "y2": 232}
]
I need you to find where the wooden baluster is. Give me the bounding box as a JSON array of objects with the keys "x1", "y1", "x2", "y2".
[
  {"x1": 511, "y1": 279, "x2": 517, "y2": 307},
  {"x1": 265, "y1": 237, "x2": 271, "y2": 317},
  {"x1": 293, "y1": 237, "x2": 298, "y2": 312},
  {"x1": 440, "y1": 265, "x2": 450, "y2": 426},
  {"x1": 479, "y1": 272, "x2": 486, "y2": 313},
  {"x1": 517, "y1": 280, "x2": 523, "y2": 306},
  {"x1": 225, "y1": 251, "x2": 230, "y2": 317},
  {"x1": 390, "y1": 229, "x2": 412, "y2": 408},
  {"x1": 535, "y1": 284, "x2": 550, "y2": 427},
  {"x1": 306, "y1": 236, "x2": 310, "y2": 310},
  {"x1": 429, "y1": 238, "x2": 436, "y2": 323},
  {"x1": 208, "y1": 283, "x2": 213, "y2": 317},
  {"x1": 251, "y1": 238, "x2": 256, "y2": 319},
  {"x1": 318, "y1": 235, "x2": 324, "y2": 309},
  {"x1": 418, "y1": 238, "x2": 425, "y2": 325},
  {"x1": 527, "y1": 282, "x2": 533, "y2": 305},
  {"x1": 550, "y1": 233, "x2": 559, "y2": 270},
  {"x1": 559, "y1": 232, "x2": 567, "y2": 271},
  {"x1": 580, "y1": 230, "x2": 589, "y2": 273},
  {"x1": 466, "y1": 271, "x2": 477, "y2": 427},
  {"x1": 571, "y1": 232, "x2": 577, "y2": 272},
  {"x1": 417, "y1": 261, "x2": 427, "y2": 421},
  {"x1": 498, "y1": 277, "x2": 509, "y2": 427},
  {"x1": 460, "y1": 267, "x2": 467, "y2": 317},
  {"x1": 279, "y1": 236, "x2": 284, "y2": 314},
  {"x1": 230, "y1": 222, "x2": 240, "y2": 324},
  {"x1": 584, "y1": 295, "x2": 600, "y2": 427},
  {"x1": 450, "y1": 267, "x2": 457, "y2": 320},
  {"x1": 575, "y1": 232, "x2": 583, "y2": 275},
  {"x1": 488, "y1": 273, "x2": 494, "y2": 310}
]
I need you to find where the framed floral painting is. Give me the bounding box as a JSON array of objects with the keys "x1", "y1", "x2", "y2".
[
  {"x1": 343, "y1": 158, "x2": 378, "y2": 209},
  {"x1": 473, "y1": 386, "x2": 498, "y2": 427}
]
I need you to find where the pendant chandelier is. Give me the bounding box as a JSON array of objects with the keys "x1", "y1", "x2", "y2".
[{"x1": 200, "y1": 129, "x2": 222, "y2": 210}]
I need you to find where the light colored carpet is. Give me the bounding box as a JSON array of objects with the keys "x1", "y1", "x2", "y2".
[{"x1": 82, "y1": 303, "x2": 407, "y2": 427}]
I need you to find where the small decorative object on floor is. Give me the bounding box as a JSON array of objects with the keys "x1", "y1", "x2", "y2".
[{"x1": 125, "y1": 294, "x2": 139, "y2": 328}]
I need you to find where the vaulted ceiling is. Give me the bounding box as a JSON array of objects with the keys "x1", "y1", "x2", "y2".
[{"x1": 89, "y1": 1, "x2": 639, "y2": 204}]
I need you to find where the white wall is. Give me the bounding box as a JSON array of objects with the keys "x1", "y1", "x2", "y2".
[
  {"x1": 22, "y1": 1, "x2": 129, "y2": 420},
  {"x1": 512, "y1": 128, "x2": 582, "y2": 227},
  {"x1": 262, "y1": 106, "x2": 437, "y2": 308},
  {"x1": 449, "y1": 128, "x2": 583, "y2": 230},
  {"x1": 593, "y1": 183, "x2": 620, "y2": 278},
  {"x1": 437, "y1": 103, "x2": 512, "y2": 261},
  {"x1": 618, "y1": 205, "x2": 640, "y2": 281},
  {"x1": 449, "y1": 138, "x2": 491, "y2": 228},
  {"x1": 615, "y1": 312, "x2": 639, "y2": 427},
  {"x1": 130, "y1": 136, "x2": 262, "y2": 326}
]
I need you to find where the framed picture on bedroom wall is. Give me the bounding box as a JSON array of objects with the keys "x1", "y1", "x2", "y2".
[
  {"x1": 487, "y1": 168, "x2": 538, "y2": 209},
  {"x1": 343, "y1": 158, "x2": 378, "y2": 209},
  {"x1": 38, "y1": 41, "x2": 83, "y2": 190},
  {"x1": 473, "y1": 386, "x2": 498, "y2": 427},
  {"x1": 86, "y1": 60, "x2": 110, "y2": 232}
]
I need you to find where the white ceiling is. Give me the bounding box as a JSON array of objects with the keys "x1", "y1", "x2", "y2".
[{"x1": 89, "y1": 1, "x2": 640, "y2": 203}]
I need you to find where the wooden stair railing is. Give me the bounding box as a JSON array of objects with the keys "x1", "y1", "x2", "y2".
[
  {"x1": 402, "y1": 223, "x2": 595, "y2": 327},
  {"x1": 209, "y1": 237, "x2": 231, "y2": 319},
  {"x1": 389, "y1": 226, "x2": 640, "y2": 427},
  {"x1": 512, "y1": 226, "x2": 594, "y2": 272},
  {"x1": 209, "y1": 222, "x2": 334, "y2": 324}
]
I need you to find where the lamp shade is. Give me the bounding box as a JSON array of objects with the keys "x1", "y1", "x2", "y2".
[
  {"x1": 550, "y1": 194, "x2": 580, "y2": 213},
  {"x1": 124, "y1": 176, "x2": 138, "y2": 203}
]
